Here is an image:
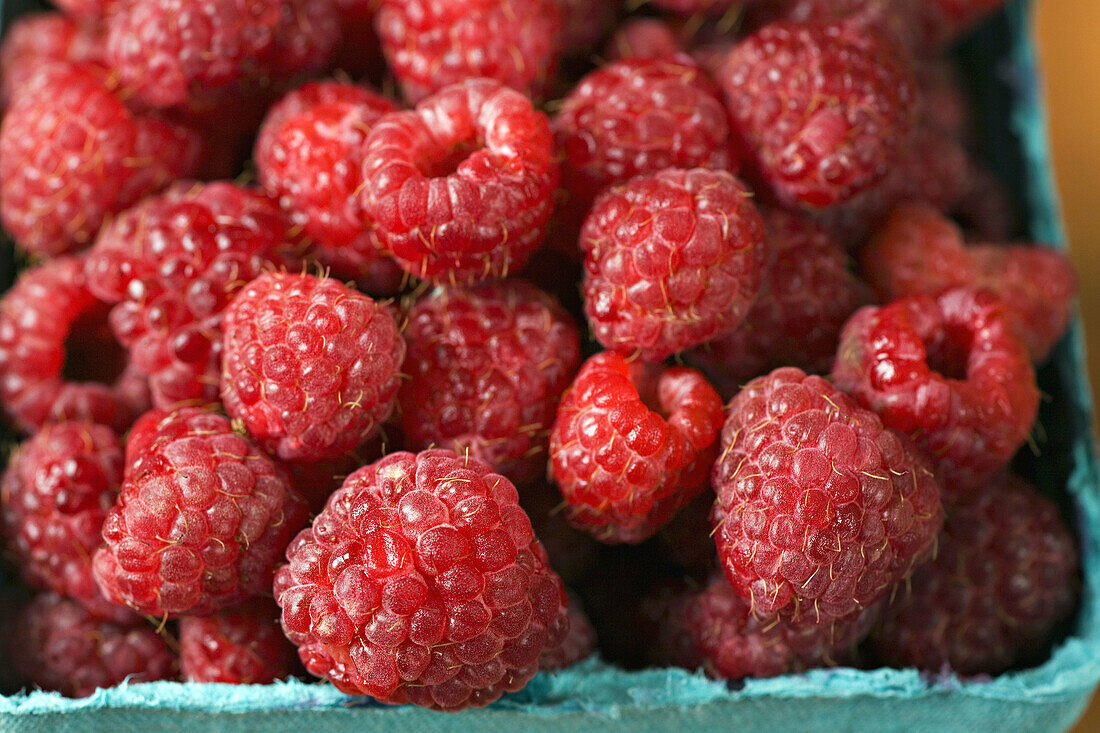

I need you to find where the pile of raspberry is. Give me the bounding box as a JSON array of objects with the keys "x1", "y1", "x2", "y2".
[{"x1": 0, "y1": 0, "x2": 1083, "y2": 712}]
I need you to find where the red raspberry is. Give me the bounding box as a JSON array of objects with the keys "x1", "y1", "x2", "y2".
[
  {"x1": 1, "y1": 421, "x2": 122, "y2": 612},
  {"x1": 716, "y1": 21, "x2": 916, "y2": 208},
  {"x1": 255, "y1": 81, "x2": 401, "y2": 292},
  {"x1": 274, "y1": 449, "x2": 569, "y2": 710},
  {"x1": 360, "y1": 79, "x2": 558, "y2": 285},
  {"x1": 0, "y1": 257, "x2": 149, "y2": 435},
  {"x1": 400, "y1": 281, "x2": 580, "y2": 484},
  {"x1": 832, "y1": 288, "x2": 1040, "y2": 495},
  {"x1": 712, "y1": 367, "x2": 943, "y2": 624},
  {"x1": 549, "y1": 352, "x2": 725, "y2": 544},
  {"x1": 605, "y1": 19, "x2": 682, "y2": 61},
  {"x1": 0, "y1": 12, "x2": 102, "y2": 110},
  {"x1": 9, "y1": 592, "x2": 175, "y2": 698},
  {"x1": 0, "y1": 62, "x2": 201, "y2": 258},
  {"x1": 180, "y1": 598, "x2": 298, "y2": 684},
  {"x1": 106, "y1": 0, "x2": 340, "y2": 111},
  {"x1": 93, "y1": 407, "x2": 308, "y2": 617},
  {"x1": 861, "y1": 204, "x2": 1076, "y2": 363},
  {"x1": 558, "y1": 0, "x2": 618, "y2": 57},
  {"x1": 221, "y1": 272, "x2": 405, "y2": 464},
  {"x1": 554, "y1": 56, "x2": 732, "y2": 226},
  {"x1": 287, "y1": 437, "x2": 388, "y2": 515},
  {"x1": 581, "y1": 168, "x2": 767, "y2": 362},
  {"x1": 375, "y1": 0, "x2": 563, "y2": 103},
  {"x1": 873, "y1": 473, "x2": 1078, "y2": 675},
  {"x1": 538, "y1": 594, "x2": 596, "y2": 670},
  {"x1": 84, "y1": 182, "x2": 294, "y2": 410},
  {"x1": 685, "y1": 209, "x2": 873, "y2": 399}
]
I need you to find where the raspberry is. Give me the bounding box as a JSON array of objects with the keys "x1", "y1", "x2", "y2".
[
  {"x1": 712, "y1": 367, "x2": 943, "y2": 624},
  {"x1": 221, "y1": 272, "x2": 405, "y2": 464},
  {"x1": 832, "y1": 288, "x2": 1040, "y2": 495},
  {"x1": 400, "y1": 281, "x2": 580, "y2": 484},
  {"x1": 873, "y1": 473, "x2": 1078, "y2": 675},
  {"x1": 605, "y1": 19, "x2": 682, "y2": 61},
  {"x1": 93, "y1": 407, "x2": 308, "y2": 617},
  {"x1": 287, "y1": 437, "x2": 388, "y2": 515},
  {"x1": 861, "y1": 204, "x2": 1076, "y2": 363},
  {"x1": 180, "y1": 598, "x2": 298, "y2": 684},
  {"x1": 0, "y1": 256, "x2": 149, "y2": 435},
  {"x1": 9, "y1": 592, "x2": 175, "y2": 698},
  {"x1": 255, "y1": 81, "x2": 401, "y2": 292},
  {"x1": 106, "y1": 0, "x2": 339, "y2": 111},
  {"x1": 554, "y1": 56, "x2": 732, "y2": 226},
  {"x1": 716, "y1": 21, "x2": 916, "y2": 208},
  {"x1": 538, "y1": 594, "x2": 596, "y2": 670},
  {"x1": 274, "y1": 449, "x2": 569, "y2": 710},
  {"x1": 685, "y1": 209, "x2": 873, "y2": 399},
  {"x1": 360, "y1": 79, "x2": 558, "y2": 285},
  {"x1": 1, "y1": 421, "x2": 122, "y2": 613},
  {"x1": 656, "y1": 490, "x2": 719, "y2": 578},
  {"x1": 581, "y1": 168, "x2": 767, "y2": 362},
  {"x1": 84, "y1": 182, "x2": 295, "y2": 410},
  {"x1": 558, "y1": 0, "x2": 618, "y2": 57},
  {"x1": 375, "y1": 0, "x2": 563, "y2": 104},
  {"x1": 0, "y1": 12, "x2": 102, "y2": 110},
  {"x1": 0, "y1": 62, "x2": 202, "y2": 258},
  {"x1": 549, "y1": 352, "x2": 725, "y2": 544}
]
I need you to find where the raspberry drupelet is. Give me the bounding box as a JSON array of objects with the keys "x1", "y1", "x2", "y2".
[
  {"x1": 873, "y1": 473, "x2": 1078, "y2": 675},
  {"x1": 180, "y1": 598, "x2": 299, "y2": 684},
  {"x1": 221, "y1": 272, "x2": 406, "y2": 464},
  {"x1": 0, "y1": 256, "x2": 150, "y2": 435},
  {"x1": 549, "y1": 352, "x2": 725, "y2": 544},
  {"x1": 581, "y1": 168, "x2": 767, "y2": 362},
  {"x1": 832, "y1": 287, "x2": 1040, "y2": 496},
  {"x1": 712, "y1": 367, "x2": 943, "y2": 625},
  {"x1": 0, "y1": 11, "x2": 103, "y2": 110},
  {"x1": 375, "y1": 0, "x2": 563, "y2": 104},
  {"x1": 93, "y1": 408, "x2": 308, "y2": 618},
  {"x1": 399, "y1": 281, "x2": 581, "y2": 484},
  {"x1": 274, "y1": 449, "x2": 570, "y2": 711},
  {"x1": 360, "y1": 78, "x2": 559, "y2": 286}
]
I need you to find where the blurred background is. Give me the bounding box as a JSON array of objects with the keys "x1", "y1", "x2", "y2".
[{"x1": 1035, "y1": 3, "x2": 1100, "y2": 731}]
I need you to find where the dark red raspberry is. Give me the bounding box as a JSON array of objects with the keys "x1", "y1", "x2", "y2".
[
  {"x1": 554, "y1": 56, "x2": 732, "y2": 224},
  {"x1": 360, "y1": 79, "x2": 558, "y2": 285},
  {"x1": 0, "y1": 256, "x2": 149, "y2": 435},
  {"x1": 0, "y1": 12, "x2": 102, "y2": 110},
  {"x1": 93, "y1": 407, "x2": 308, "y2": 617},
  {"x1": 0, "y1": 62, "x2": 201, "y2": 258},
  {"x1": 873, "y1": 473, "x2": 1078, "y2": 675},
  {"x1": 832, "y1": 288, "x2": 1040, "y2": 495},
  {"x1": 274, "y1": 449, "x2": 569, "y2": 710},
  {"x1": 106, "y1": 0, "x2": 339, "y2": 111},
  {"x1": 84, "y1": 182, "x2": 294, "y2": 410},
  {"x1": 255, "y1": 81, "x2": 402, "y2": 293},
  {"x1": 400, "y1": 281, "x2": 580, "y2": 484},
  {"x1": 549, "y1": 352, "x2": 725, "y2": 544},
  {"x1": 375, "y1": 0, "x2": 563, "y2": 103},
  {"x1": 685, "y1": 209, "x2": 873, "y2": 399},
  {"x1": 605, "y1": 19, "x2": 682, "y2": 61},
  {"x1": 861, "y1": 204, "x2": 1076, "y2": 363},
  {"x1": 221, "y1": 272, "x2": 405, "y2": 464},
  {"x1": 9, "y1": 592, "x2": 175, "y2": 698},
  {"x1": 1, "y1": 421, "x2": 122, "y2": 612},
  {"x1": 716, "y1": 21, "x2": 916, "y2": 208},
  {"x1": 712, "y1": 367, "x2": 943, "y2": 624},
  {"x1": 517, "y1": 480, "x2": 600, "y2": 587},
  {"x1": 538, "y1": 594, "x2": 595, "y2": 670},
  {"x1": 656, "y1": 490, "x2": 719, "y2": 579},
  {"x1": 581, "y1": 168, "x2": 767, "y2": 362},
  {"x1": 558, "y1": 0, "x2": 618, "y2": 57},
  {"x1": 180, "y1": 598, "x2": 298, "y2": 684},
  {"x1": 287, "y1": 436, "x2": 389, "y2": 515}
]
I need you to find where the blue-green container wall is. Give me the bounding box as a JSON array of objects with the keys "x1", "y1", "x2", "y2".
[{"x1": 0, "y1": 1, "x2": 1097, "y2": 731}]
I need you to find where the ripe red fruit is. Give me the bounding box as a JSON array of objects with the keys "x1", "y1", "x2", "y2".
[
  {"x1": 180, "y1": 598, "x2": 299, "y2": 684},
  {"x1": 375, "y1": 0, "x2": 563, "y2": 103},
  {"x1": 221, "y1": 272, "x2": 406, "y2": 464},
  {"x1": 581, "y1": 168, "x2": 767, "y2": 362},
  {"x1": 832, "y1": 288, "x2": 1040, "y2": 495},
  {"x1": 873, "y1": 473, "x2": 1078, "y2": 675},
  {"x1": 0, "y1": 256, "x2": 149, "y2": 435},
  {"x1": 538, "y1": 594, "x2": 596, "y2": 670},
  {"x1": 716, "y1": 21, "x2": 916, "y2": 208},
  {"x1": 400, "y1": 281, "x2": 581, "y2": 484},
  {"x1": 861, "y1": 203, "x2": 1076, "y2": 363},
  {"x1": 0, "y1": 12, "x2": 102, "y2": 110},
  {"x1": 360, "y1": 78, "x2": 558, "y2": 285},
  {"x1": 549, "y1": 352, "x2": 725, "y2": 544},
  {"x1": 274, "y1": 449, "x2": 569, "y2": 710},
  {"x1": 93, "y1": 408, "x2": 308, "y2": 617},
  {"x1": 712, "y1": 367, "x2": 943, "y2": 624},
  {"x1": 0, "y1": 62, "x2": 201, "y2": 257}
]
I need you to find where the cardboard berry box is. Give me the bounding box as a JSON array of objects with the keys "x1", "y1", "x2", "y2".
[{"x1": 1, "y1": 0, "x2": 1099, "y2": 731}]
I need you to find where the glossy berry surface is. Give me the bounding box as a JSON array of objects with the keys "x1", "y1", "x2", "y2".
[{"x1": 180, "y1": 598, "x2": 298, "y2": 684}]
